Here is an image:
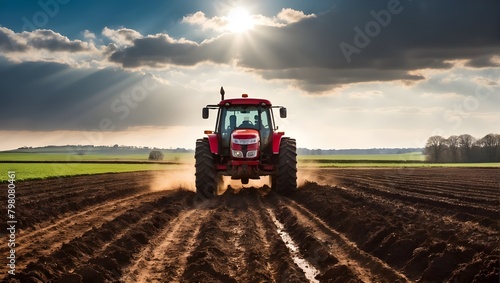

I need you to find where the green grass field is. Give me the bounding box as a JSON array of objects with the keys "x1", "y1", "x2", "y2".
[
  {"x1": 1, "y1": 151, "x2": 497, "y2": 182},
  {"x1": 0, "y1": 152, "x2": 194, "y2": 163},
  {"x1": 0, "y1": 163, "x2": 183, "y2": 182}
]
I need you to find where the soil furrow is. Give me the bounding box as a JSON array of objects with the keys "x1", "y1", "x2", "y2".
[
  {"x1": 8, "y1": 191, "x2": 160, "y2": 274},
  {"x1": 4, "y1": 190, "x2": 189, "y2": 283},
  {"x1": 1, "y1": 169, "x2": 497, "y2": 283},
  {"x1": 292, "y1": 176, "x2": 499, "y2": 282},
  {"x1": 270, "y1": 195, "x2": 410, "y2": 282},
  {"x1": 122, "y1": 207, "x2": 211, "y2": 282},
  {"x1": 181, "y1": 189, "x2": 309, "y2": 282}
]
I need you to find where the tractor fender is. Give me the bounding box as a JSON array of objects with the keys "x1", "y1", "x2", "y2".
[
  {"x1": 272, "y1": 132, "x2": 285, "y2": 154},
  {"x1": 206, "y1": 134, "x2": 219, "y2": 154}
]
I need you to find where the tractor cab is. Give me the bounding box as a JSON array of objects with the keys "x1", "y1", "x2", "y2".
[{"x1": 218, "y1": 101, "x2": 274, "y2": 156}]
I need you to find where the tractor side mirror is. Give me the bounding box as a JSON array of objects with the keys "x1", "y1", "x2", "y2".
[
  {"x1": 202, "y1": 108, "x2": 209, "y2": 119},
  {"x1": 279, "y1": 107, "x2": 287, "y2": 118}
]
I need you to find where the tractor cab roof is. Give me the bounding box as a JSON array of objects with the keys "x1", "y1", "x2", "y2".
[{"x1": 218, "y1": 94, "x2": 272, "y2": 107}]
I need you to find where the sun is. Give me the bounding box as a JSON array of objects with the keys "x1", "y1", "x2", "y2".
[{"x1": 226, "y1": 8, "x2": 254, "y2": 33}]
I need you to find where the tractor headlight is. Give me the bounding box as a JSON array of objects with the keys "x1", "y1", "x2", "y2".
[
  {"x1": 231, "y1": 150, "x2": 244, "y2": 158},
  {"x1": 232, "y1": 138, "x2": 258, "y2": 145},
  {"x1": 246, "y1": 150, "x2": 258, "y2": 158}
]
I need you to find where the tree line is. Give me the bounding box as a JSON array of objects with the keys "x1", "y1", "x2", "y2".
[{"x1": 425, "y1": 133, "x2": 500, "y2": 163}]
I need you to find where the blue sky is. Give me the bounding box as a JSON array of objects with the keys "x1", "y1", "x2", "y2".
[{"x1": 0, "y1": 0, "x2": 499, "y2": 150}]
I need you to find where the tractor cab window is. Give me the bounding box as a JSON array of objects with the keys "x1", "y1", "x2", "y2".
[{"x1": 219, "y1": 106, "x2": 272, "y2": 150}]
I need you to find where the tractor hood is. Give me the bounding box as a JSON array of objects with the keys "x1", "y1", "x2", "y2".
[
  {"x1": 230, "y1": 129, "x2": 260, "y2": 159},
  {"x1": 231, "y1": 129, "x2": 260, "y2": 144}
]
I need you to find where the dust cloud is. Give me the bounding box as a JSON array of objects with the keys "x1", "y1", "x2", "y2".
[
  {"x1": 148, "y1": 166, "x2": 273, "y2": 193},
  {"x1": 297, "y1": 167, "x2": 337, "y2": 187},
  {"x1": 148, "y1": 164, "x2": 336, "y2": 193},
  {"x1": 149, "y1": 166, "x2": 196, "y2": 192}
]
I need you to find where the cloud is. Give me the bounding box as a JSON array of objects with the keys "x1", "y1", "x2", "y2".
[
  {"x1": 348, "y1": 91, "x2": 383, "y2": 99},
  {"x1": 0, "y1": 27, "x2": 28, "y2": 52},
  {"x1": 108, "y1": 33, "x2": 235, "y2": 68},
  {"x1": 26, "y1": 29, "x2": 90, "y2": 52},
  {"x1": 276, "y1": 8, "x2": 316, "y2": 24},
  {"x1": 0, "y1": 27, "x2": 93, "y2": 53},
  {"x1": 420, "y1": 92, "x2": 462, "y2": 100},
  {"x1": 83, "y1": 30, "x2": 96, "y2": 40},
  {"x1": 258, "y1": 0, "x2": 498, "y2": 90},
  {"x1": 182, "y1": 11, "x2": 228, "y2": 32},
  {"x1": 466, "y1": 55, "x2": 500, "y2": 68},
  {"x1": 473, "y1": 77, "x2": 498, "y2": 87},
  {"x1": 102, "y1": 27, "x2": 143, "y2": 46},
  {"x1": 256, "y1": 67, "x2": 424, "y2": 93}
]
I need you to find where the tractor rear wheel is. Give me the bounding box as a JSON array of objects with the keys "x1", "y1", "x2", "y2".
[
  {"x1": 195, "y1": 139, "x2": 216, "y2": 198},
  {"x1": 274, "y1": 138, "x2": 297, "y2": 195}
]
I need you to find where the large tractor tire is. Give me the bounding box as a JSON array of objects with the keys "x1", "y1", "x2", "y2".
[
  {"x1": 274, "y1": 138, "x2": 297, "y2": 195},
  {"x1": 195, "y1": 139, "x2": 217, "y2": 198}
]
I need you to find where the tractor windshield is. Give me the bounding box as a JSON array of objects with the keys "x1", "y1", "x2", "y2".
[{"x1": 218, "y1": 105, "x2": 273, "y2": 150}]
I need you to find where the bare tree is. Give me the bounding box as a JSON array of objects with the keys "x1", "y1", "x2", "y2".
[
  {"x1": 446, "y1": 135, "x2": 460, "y2": 162},
  {"x1": 496, "y1": 134, "x2": 500, "y2": 162},
  {"x1": 479, "y1": 133, "x2": 500, "y2": 162},
  {"x1": 425, "y1": 133, "x2": 499, "y2": 163},
  {"x1": 458, "y1": 134, "x2": 476, "y2": 162},
  {"x1": 425, "y1": 135, "x2": 447, "y2": 162}
]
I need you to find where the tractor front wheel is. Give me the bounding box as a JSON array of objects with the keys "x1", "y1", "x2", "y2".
[
  {"x1": 274, "y1": 138, "x2": 297, "y2": 195},
  {"x1": 195, "y1": 139, "x2": 216, "y2": 198}
]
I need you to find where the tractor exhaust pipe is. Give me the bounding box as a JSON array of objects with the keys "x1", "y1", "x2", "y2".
[{"x1": 220, "y1": 86, "x2": 225, "y2": 100}]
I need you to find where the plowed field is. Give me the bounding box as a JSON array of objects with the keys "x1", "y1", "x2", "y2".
[{"x1": 1, "y1": 168, "x2": 498, "y2": 282}]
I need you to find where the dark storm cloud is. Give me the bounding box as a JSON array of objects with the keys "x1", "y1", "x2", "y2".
[
  {"x1": 108, "y1": 0, "x2": 499, "y2": 91},
  {"x1": 465, "y1": 55, "x2": 500, "y2": 68},
  {"x1": 108, "y1": 33, "x2": 234, "y2": 68},
  {"x1": 235, "y1": 0, "x2": 500, "y2": 91},
  {"x1": 258, "y1": 68, "x2": 425, "y2": 93},
  {"x1": 109, "y1": 34, "x2": 200, "y2": 67},
  {"x1": 0, "y1": 28, "x2": 91, "y2": 53},
  {"x1": 0, "y1": 60, "x2": 196, "y2": 131}
]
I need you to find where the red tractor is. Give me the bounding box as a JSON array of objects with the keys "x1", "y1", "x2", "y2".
[{"x1": 195, "y1": 87, "x2": 297, "y2": 197}]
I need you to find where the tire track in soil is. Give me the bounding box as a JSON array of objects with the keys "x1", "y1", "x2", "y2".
[
  {"x1": 121, "y1": 207, "x2": 212, "y2": 282},
  {"x1": 180, "y1": 190, "x2": 309, "y2": 283},
  {"x1": 267, "y1": 195, "x2": 410, "y2": 282}
]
